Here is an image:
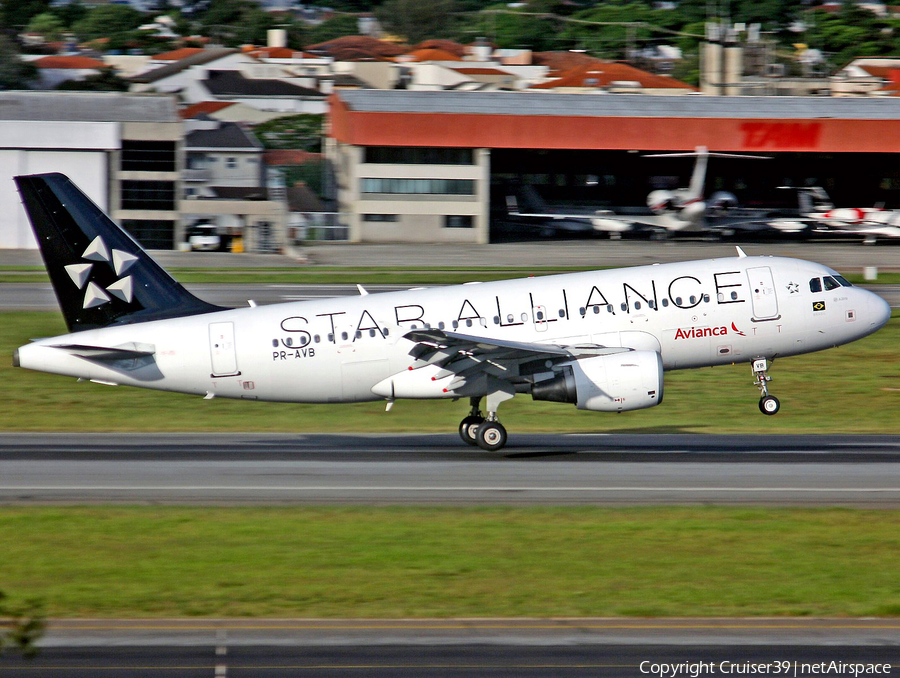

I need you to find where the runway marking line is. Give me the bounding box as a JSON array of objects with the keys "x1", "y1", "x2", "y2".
[
  {"x1": 4, "y1": 486, "x2": 900, "y2": 492},
  {"x1": 45, "y1": 622, "x2": 900, "y2": 631}
]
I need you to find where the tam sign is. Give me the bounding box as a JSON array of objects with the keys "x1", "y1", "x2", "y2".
[{"x1": 740, "y1": 122, "x2": 822, "y2": 150}]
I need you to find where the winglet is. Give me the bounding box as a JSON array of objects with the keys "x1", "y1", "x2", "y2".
[
  {"x1": 357, "y1": 284, "x2": 369, "y2": 296},
  {"x1": 735, "y1": 246, "x2": 747, "y2": 258}
]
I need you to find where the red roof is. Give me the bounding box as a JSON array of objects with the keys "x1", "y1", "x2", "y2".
[
  {"x1": 304, "y1": 35, "x2": 407, "y2": 61},
  {"x1": 530, "y1": 61, "x2": 695, "y2": 91},
  {"x1": 452, "y1": 67, "x2": 511, "y2": 76},
  {"x1": 532, "y1": 51, "x2": 604, "y2": 76},
  {"x1": 264, "y1": 149, "x2": 323, "y2": 165},
  {"x1": 405, "y1": 48, "x2": 462, "y2": 62},
  {"x1": 179, "y1": 101, "x2": 235, "y2": 119},
  {"x1": 33, "y1": 55, "x2": 106, "y2": 70},
  {"x1": 410, "y1": 40, "x2": 467, "y2": 58},
  {"x1": 247, "y1": 46, "x2": 299, "y2": 59},
  {"x1": 153, "y1": 47, "x2": 205, "y2": 62}
]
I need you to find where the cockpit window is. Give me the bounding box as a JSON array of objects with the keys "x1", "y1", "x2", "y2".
[
  {"x1": 823, "y1": 276, "x2": 841, "y2": 291},
  {"x1": 834, "y1": 275, "x2": 852, "y2": 287},
  {"x1": 809, "y1": 278, "x2": 822, "y2": 293}
]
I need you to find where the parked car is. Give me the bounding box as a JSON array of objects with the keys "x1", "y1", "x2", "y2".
[{"x1": 187, "y1": 223, "x2": 221, "y2": 252}]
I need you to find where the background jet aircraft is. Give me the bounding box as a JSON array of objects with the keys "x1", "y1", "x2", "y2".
[
  {"x1": 13, "y1": 173, "x2": 891, "y2": 451},
  {"x1": 505, "y1": 147, "x2": 768, "y2": 236},
  {"x1": 788, "y1": 187, "x2": 900, "y2": 243}
]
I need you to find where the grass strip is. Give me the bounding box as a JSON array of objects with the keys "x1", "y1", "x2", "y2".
[
  {"x1": 1, "y1": 312, "x2": 897, "y2": 433},
  {"x1": 1, "y1": 506, "x2": 899, "y2": 618}
]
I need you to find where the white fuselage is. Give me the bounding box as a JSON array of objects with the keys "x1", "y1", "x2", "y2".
[{"x1": 16, "y1": 255, "x2": 890, "y2": 404}]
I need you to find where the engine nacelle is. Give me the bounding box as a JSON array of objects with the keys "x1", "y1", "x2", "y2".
[
  {"x1": 707, "y1": 190, "x2": 738, "y2": 213},
  {"x1": 531, "y1": 351, "x2": 663, "y2": 412},
  {"x1": 647, "y1": 189, "x2": 676, "y2": 214}
]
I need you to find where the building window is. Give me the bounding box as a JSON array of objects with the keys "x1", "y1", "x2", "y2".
[
  {"x1": 360, "y1": 178, "x2": 474, "y2": 195},
  {"x1": 364, "y1": 147, "x2": 474, "y2": 165},
  {"x1": 121, "y1": 140, "x2": 176, "y2": 172},
  {"x1": 444, "y1": 215, "x2": 474, "y2": 228},
  {"x1": 226, "y1": 157, "x2": 237, "y2": 169},
  {"x1": 362, "y1": 214, "x2": 399, "y2": 222},
  {"x1": 120, "y1": 220, "x2": 174, "y2": 249},
  {"x1": 121, "y1": 181, "x2": 176, "y2": 211}
]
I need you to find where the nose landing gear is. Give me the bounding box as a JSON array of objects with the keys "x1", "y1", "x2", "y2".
[{"x1": 752, "y1": 357, "x2": 781, "y2": 416}]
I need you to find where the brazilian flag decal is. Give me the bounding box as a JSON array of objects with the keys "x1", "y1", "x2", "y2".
[{"x1": 813, "y1": 300, "x2": 826, "y2": 312}]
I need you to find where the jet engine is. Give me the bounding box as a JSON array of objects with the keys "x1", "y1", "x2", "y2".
[
  {"x1": 707, "y1": 191, "x2": 738, "y2": 213},
  {"x1": 647, "y1": 189, "x2": 677, "y2": 214},
  {"x1": 531, "y1": 351, "x2": 663, "y2": 412}
]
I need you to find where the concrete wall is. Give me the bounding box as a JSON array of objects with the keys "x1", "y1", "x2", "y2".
[
  {"x1": 0, "y1": 120, "x2": 116, "y2": 248},
  {"x1": 332, "y1": 141, "x2": 489, "y2": 244}
]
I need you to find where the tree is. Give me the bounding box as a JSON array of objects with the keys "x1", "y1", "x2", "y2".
[
  {"x1": 26, "y1": 12, "x2": 64, "y2": 42},
  {"x1": 0, "y1": 590, "x2": 45, "y2": 658},
  {"x1": 50, "y1": 0, "x2": 86, "y2": 30},
  {"x1": 463, "y1": 6, "x2": 560, "y2": 51},
  {"x1": 0, "y1": 36, "x2": 37, "y2": 90},
  {"x1": 0, "y1": 0, "x2": 52, "y2": 31},
  {"x1": 253, "y1": 114, "x2": 324, "y2": 152},
  {"x1": 72, "y1": 4, "x2": 145, "y2": 43},
  {"x1": 305, "y1": 15, "x2": 360, "y2": 46},
  {"x1": 197, "y1": 0, "x2": 277, "y2": 46},
  {"x1": 376, "y1": 0, "x2": 456, "y2": 44}
]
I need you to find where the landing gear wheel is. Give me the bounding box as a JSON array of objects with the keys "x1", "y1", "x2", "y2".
[
  {"x1": 759, "y1": 395, "x2": 780, "y2": 416},
  {"x1": 476, "y1": 422, "x2": 508, "y2": 451},
  {"x1": 459, "y1": 415, "x2": 485, "y2": 446}
]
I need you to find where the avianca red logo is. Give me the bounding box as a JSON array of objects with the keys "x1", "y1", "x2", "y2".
[{"x1": 675, "y1": 322, "x2": 746, "y2": 340}]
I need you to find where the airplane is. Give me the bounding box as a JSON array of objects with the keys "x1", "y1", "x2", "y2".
[
  {"x1": 12, "y1": 173, "x2": 892, "y2": 451},
  {"x1": 795, "y1": 187, "x2": 900, "y2": 243},
  {"x1": 504, "y1": 147, "x2": 767, "y2": 236}
]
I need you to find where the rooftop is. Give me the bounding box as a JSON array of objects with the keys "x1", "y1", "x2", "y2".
[
  {"x1": 185, "y1": 122, "x2": 262, "y2": 150},
  {"x1": 0, "y1": 92, "x2": 179, "y2": 122},
  {"x1": 202, "y1": 70, "x2": 324, "y2": 98},
  {"x1": 335, "y1": 89, "x2": 900, "y2": 119},
  {"x1": 129, "y1": 48, "x2": 238, "y2": 84},
  {"x1": 33, "y1": 55, "x2": 107, "y2": 70}
]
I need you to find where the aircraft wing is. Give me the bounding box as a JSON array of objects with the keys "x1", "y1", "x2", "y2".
[{"x1": 403, "y1": 328, "x2": 630, "y2": 385}]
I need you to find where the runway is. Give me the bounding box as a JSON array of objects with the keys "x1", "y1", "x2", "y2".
[
  {"x1": 1, "y1": 433, "x2": 899, "y2": 506},
  {"x1": 1, "y1": 619, "x2": 898, "y2": 677}
]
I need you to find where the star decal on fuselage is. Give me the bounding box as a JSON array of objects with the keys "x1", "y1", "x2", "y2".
[
  {"x1": 63, "y1": 236, "x2": 138, "y2": 309},
  {"x1": 786, "y1": 282, "x2": 799, "y2": 294}
]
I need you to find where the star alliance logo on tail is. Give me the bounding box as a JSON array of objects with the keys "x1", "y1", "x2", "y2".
[{"x1": 63, "y1": 236, "x2": 138, "y2": 310}]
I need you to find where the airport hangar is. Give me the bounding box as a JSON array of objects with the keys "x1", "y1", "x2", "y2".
[{"x1": 328, "y1": 90, "x2": 900, "y2": 244}]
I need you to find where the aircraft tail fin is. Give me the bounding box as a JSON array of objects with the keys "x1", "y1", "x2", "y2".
[
  {"x1": 799, "y1": 186, "x2": 833, "y2": 214},
  {"x1": 15, "y1": 173, "x2": 222, "y2": 333}
]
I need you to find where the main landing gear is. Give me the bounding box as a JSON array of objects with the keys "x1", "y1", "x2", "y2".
[
  {"x1": 752, "y1": 357, "x2": 781, "y2": 416},
  {"x1": 458, "y1": 396, "x2": 510, "y2": 451}
]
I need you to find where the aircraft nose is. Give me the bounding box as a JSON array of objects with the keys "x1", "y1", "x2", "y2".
[{"x1": 865, "y1": 290, "x2": 892, "y2": 331}]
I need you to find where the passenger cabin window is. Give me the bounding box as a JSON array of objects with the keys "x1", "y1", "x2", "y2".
[
  {"x1": 809, "y1": 278, "x2": 822, "y2": 293},
  {"x1": 823, "y1": 276, "x2": 841, "y2": 291}
]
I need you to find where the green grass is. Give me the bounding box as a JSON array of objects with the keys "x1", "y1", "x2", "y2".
[
  {"x1": 1, "y1": 507, "x2": 899, "y2": 618},
  {"x1": 1, "y1": 311, "x2": 897, "y2": 433}
]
